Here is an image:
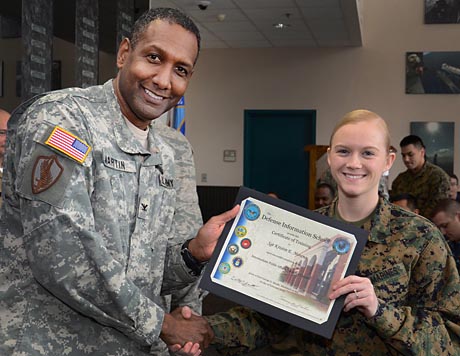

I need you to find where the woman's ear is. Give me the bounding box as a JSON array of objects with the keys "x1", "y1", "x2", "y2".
[{"x1": 385, "y1": 151, "x2": 396, "y2": 172}]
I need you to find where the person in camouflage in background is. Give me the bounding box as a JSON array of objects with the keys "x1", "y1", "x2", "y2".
[
  {"x1": 205, "y1": 110, "x2": 460, "y2": 355},
  {"x1": 391, "y1": 134, "x2": 450, "y2": 218},
  {"x1": 0, "y1": 7, "x2": 239, "y2": 356}
]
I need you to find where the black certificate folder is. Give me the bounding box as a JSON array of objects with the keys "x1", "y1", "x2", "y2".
[{"x1": 199, "y1": 186, "x2": 368, "y2": 339}]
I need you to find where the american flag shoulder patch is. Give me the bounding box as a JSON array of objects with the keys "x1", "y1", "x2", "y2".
[{"x1": 45, "y1": 126, "x2": 91, "y2": 164}]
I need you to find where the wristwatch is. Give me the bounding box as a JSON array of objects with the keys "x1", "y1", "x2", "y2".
[{"x1": 181, "y1": 239, "x2": 207, "y2": 276}]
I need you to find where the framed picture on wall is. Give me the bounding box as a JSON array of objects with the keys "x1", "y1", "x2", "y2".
[
  {"x1": 410, "y1": 121, "x2": 454, "y2": 175},
  {"x1": 425, "y1": 0, "x2": 460, "y2": 24},
  {"x1": 406, "y1": 51, "x2": 460, "y2": 94}
]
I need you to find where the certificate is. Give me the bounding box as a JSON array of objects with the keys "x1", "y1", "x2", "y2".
[{"x1": 199, "y1": 186, "x2": 368, "y2": 339}]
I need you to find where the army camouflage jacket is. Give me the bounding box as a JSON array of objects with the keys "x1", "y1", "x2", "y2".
[
  {"x1": 391, "y1": 160, "x2": 450, "y2": 218},
  {"x1": 0, "y1": 81, "x2": 203, "y2": 355}
]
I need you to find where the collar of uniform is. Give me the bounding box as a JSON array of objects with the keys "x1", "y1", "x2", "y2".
[
  {"x1": 364, "y1": 197, "x2": 392, "y2": 244},
  {"x1": 320, "y1": 197, "x2": 390, "y2": 244},
  {"x1": 103, "y1": 80, "x2": 152, "y2": 155},
  {"x1": 410, "y1": 160, "x2": 429, "y2": 178}
]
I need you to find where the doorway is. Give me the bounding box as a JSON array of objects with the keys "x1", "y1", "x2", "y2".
[{"x1": 243, "y1": 110, "x2": 316, "y2": 207}]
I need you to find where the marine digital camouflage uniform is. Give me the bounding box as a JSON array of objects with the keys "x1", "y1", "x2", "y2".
[
  {"x1": 391, "y1": 160, "x2": 450, "y2": 218},
  {"x1": 207, "y1": 197, "x2": 460, "y2": 355},
  {"x1": 0, "y1": 80, "x2": 204, "y2": 355}
]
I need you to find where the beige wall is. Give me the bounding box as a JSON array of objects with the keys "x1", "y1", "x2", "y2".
[
  {"x1": 185, "y1": 0, "x2": 460, "y2": 187},
  {"x1": 0, "y1": 0, "x2": 459, "y2": 188}
]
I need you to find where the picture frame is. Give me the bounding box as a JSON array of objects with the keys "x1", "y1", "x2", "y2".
[
  {"x1": 410, "y1": 121, "x2": 455, "y2": 174},
  {"x1": 406, "y1": 51, "x2": 460, "y2": 94},
  {"x1": 425, "y1": 0, "x2": 460, "y2": 24}
]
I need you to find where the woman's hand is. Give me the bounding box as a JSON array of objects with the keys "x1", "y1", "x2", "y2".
[{"x1": 329, "y1": 275, "x2": 379, "y2": 318}]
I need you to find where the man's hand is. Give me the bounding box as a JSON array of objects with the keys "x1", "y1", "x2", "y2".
[
  {"x1": 188, "y1": 205, "x2": 240, "y2": 262},
  {"x1": 168, "y1": 307, "x2": 204, "y2": 356},
  {"x1": 160, "y1": 306, "x2": 214, "y2": 350}
]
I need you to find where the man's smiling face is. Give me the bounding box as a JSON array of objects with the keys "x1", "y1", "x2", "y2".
[{"x1": 114, "y1": 19, "x2": 198, "y2": 129}]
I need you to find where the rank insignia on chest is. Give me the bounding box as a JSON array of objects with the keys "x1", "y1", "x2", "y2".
[
  {"x1": 159, "y1": 175, "x2": 174, "y2": 189},
  {"x1": 32, "y1": 155, "x2": 63, "y2": 194},
  {"x1": 45, "y1": 126, "x2": 91, "y2": 164}
]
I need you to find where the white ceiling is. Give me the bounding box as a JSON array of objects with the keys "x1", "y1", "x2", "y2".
[{"x1": 149, "y1": 0, "x2": 362, "y2": 49}]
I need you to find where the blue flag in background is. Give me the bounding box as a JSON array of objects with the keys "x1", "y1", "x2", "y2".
[{"x1": 172, "y1": 96, "x2": 185, "y2": 135}]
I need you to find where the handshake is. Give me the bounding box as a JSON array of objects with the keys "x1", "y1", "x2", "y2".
[
  {"x1": 161, "y1": 306, "x2": 213, "y2": 356},
  {"x1": 161, "y1": 205, "x2": 240, "y2": 355}
]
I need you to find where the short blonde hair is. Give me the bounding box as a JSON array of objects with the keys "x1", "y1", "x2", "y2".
[{"x1": 329, "y1": 109, "x2": 391, "y2": 150}]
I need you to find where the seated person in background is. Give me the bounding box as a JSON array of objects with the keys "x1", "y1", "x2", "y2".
[
  {"x1": 202, "y1": 109, "x2": 460, "y2": 355},
  {"x1": 314, "y1": 182, "x2": 335, "y2": 208},
  {"x1": 391, "y1": 134, "x2": 450, "y2": 218},
  {"x1": 449, "y1": 174, "x2": 460, "y2": 202},
  {"x1": 430, "y1": 198, "x2": 460, "y2": 272},
  {"x1": 390, "y1": 193, "x2": 420, "y2": 214},
  {"x1": 317, "y1": 166, "x2": 337, "y2": 193}
]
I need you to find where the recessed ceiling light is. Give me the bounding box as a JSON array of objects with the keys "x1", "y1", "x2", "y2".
[
  {"x1": 273, "y1": 23, "x2": 291, "y2": 29},
  {"x1": 273, "y1": 13, "x2": 292, "y2": 29}
]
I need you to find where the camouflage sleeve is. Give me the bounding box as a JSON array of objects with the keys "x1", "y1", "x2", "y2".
[
  {"x1": 205, "y1": 306, "x2": 286, "y2": 355},
  {"x1": 170, "y1": 282, "x2": 208, "y2": 315},
  {"x1": 12, "y1": 101, "x2": 166, "y2": 346},
  {"x1": 160, "y1": 127, "x2": 205, "y2": 302},
  {"x1": 424, "y1": 168, "x2": 450, "y2": 217},
  {"x1": 365, "y1": 231, "x2": 460, "y2": 354}
]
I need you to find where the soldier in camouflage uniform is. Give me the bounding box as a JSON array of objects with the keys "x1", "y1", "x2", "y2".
[
  {"x1": 206, "y1": 110, "x2": 460, "y2": 355},
  {"x1": 0, "y1": 8, "x2": 239, "y2": 356},
  {"x1": 430, "y1": 198, "x2": 460, "y2": 272},
  {"x1": 391, "y1": 134, "x2": 450, "y2": 218}
]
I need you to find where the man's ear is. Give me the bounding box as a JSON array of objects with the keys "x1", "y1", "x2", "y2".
[{"x1": 116, "y1": 38, "x2": 131, "y2": 69}]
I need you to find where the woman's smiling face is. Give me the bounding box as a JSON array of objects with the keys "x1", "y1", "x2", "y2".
[{"x1": 328, "y1": 118, "x2": 394, "y2": 199}]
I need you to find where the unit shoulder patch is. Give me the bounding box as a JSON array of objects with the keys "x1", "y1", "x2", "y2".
[{"x1": 32, "y1": 155, "x2": 63, "y2": 194}]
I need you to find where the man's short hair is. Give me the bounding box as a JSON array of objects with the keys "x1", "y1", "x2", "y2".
[
  {"x1": 316, "y1": 182, "x2": 335, "y2": 197},
  {"x1": 129, "y1": 7, "x2": 201, "y2": 55},
  {"x1": 450, "y1": 174, "x2": 458, "y2": 185},
  {"x1": 430, "y1": 198, "x2": 460, "y2": 219},
  {"x1": 400, "y1": 135, "x2": 425, "y2": 149},
  {"x1": 390, "y1": 193, "x2": 418, "y2": 211}
]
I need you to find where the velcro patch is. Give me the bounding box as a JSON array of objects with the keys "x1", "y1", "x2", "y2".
[
  {"x1": 32, "y1": 155, "x2": 63, "y2": 194},
  {"x1": 45, "y1": 126, "x2": 91, "y2": 164}
]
